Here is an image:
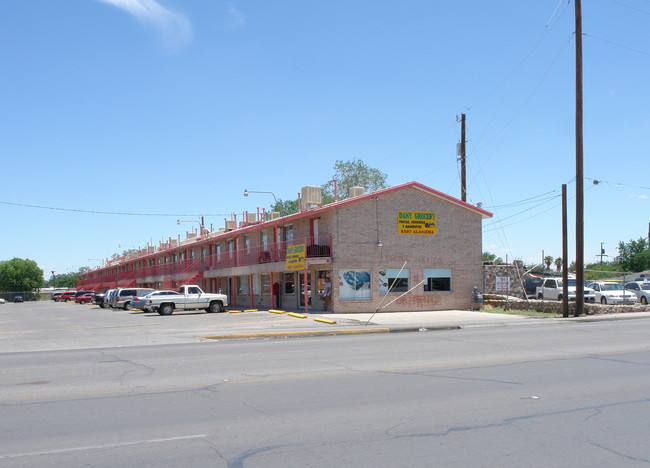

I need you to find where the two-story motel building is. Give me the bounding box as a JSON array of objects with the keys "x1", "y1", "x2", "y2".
[{"x1": 77, "y1": 181, "x2": 492, "y2": 313}]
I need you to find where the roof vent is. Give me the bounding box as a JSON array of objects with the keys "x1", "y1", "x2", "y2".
[
  {"x1": 349, "y1": 186, "x2": 365, "y2": 197},
  {"x1": 301, "y1": 185, "x2": 322, "y2": 210}
]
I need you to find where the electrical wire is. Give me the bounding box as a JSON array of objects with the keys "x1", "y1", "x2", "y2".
[{"x1": 0, "y1": 200, "x2": 229, "y2": 218}]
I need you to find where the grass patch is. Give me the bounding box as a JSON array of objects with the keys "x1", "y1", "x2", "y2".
[{"x1": 480, "y1": 304, "x2": 564, "y2": 318}]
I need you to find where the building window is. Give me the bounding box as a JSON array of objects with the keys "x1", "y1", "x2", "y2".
[
  {"x1": 216, "y1": 244, "x2": 222, "y2": 261},
  {"x1": 424, "y1": 269, "x2": 452, "y2": 292},
  {"x1": 261, "y1": 274, "x2": 271, "y2": 295},
  {"x1": 237, "y1": 275, "x2": 249, "y2": 295},
  {"x1": 379, "y1": 269, "x2": 410, "y2": 294},
  {"x1": 284, "y1": 225, "x2": 293, "y2": 242},
  {"x1": 284, "y1": 273, "x2": 295, "y2": 294},
  {"x1": 339, "y1": 269, "x2": 372, "y2": 301},
  {"x1": 244, "y1": 235, "x2": 251, "y2": 253},
  {"x1": 261, "y1": 231, "x2": 268, "y2": 248},
  {"x1": 252, "y1": 275, "x2": 259, "y2": 295}
]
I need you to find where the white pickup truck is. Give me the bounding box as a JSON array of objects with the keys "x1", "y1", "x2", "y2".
[
  {"x1": 536, "y1": 277, "x2": 596, "y2": 302},
  {"x1": 147, "y1": 285, "x2": 228, "y2": 315}
]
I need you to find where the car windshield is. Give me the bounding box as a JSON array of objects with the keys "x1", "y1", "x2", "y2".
[{"x1": 600, "y1": 283, "x2": 623, "y2": 291}]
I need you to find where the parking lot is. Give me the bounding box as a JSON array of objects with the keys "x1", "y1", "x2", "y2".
[{"x1": 0, "y1": 300, "x2": 362, "y2": 353}]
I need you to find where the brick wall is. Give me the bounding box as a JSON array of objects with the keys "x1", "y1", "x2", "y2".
[{"x1": 330, "y1": 187, "x2": 484, "y2": 312}]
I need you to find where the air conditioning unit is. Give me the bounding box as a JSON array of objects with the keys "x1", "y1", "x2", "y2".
[
  {"x1": 349, "y1": 186, "x2": 365, "y2": 198},
  {"x1": 186, "y1": 232, "x2": 197, "y2": 239},
  {"x1": 170, "y1": 239, "x2": 178, "y2": 247},
  {"x1": 224, "y1": 220, "x2": 236, "y2": 231},
  {"x1": 301, "y1": 185, "x2": 322, "y2": 210},
  {"x1": 267, "y1": 211, "x2": 281, "y2": 220},
  {"x1": 247, "y1": 213, "x2": 257, "y2": 224}
]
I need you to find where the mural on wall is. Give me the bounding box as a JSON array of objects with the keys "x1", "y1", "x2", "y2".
[{"x1": 339, "y1": 270, "x2": 371, "y2": 301}]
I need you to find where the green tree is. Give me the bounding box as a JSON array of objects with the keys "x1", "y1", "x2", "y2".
[
  {"x1": 321, "y1": 158, "x2": 388, "y2": 203},
  {"x1": 482, "y1": 251, "x2": 503, "y2": 263},
  {"x1": 269, "y1": 198, "x2": 300, "y2": 217},
  {"x1": 544, "y1": 255, "x2": 554, "y2": 270},
  {"x1": 618, "y1": 237, "x2": 649, "y2": 272},
  {"x1": 0, "y1": 258, "x2": 44, "y2": 292},
  {"x1": 268, "y1": 158, "x2": 388, "y2": 215}
]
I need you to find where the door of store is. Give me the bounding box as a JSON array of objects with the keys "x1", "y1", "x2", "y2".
[{"x1": 299, "y1": 272, "x2": 311, "y2": 309}]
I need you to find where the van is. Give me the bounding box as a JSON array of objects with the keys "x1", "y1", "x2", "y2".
[{"x1": 113, "y1": 288, "x2": 155, "y2": 310}]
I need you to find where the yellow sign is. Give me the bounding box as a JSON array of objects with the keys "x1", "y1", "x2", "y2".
[
  {"x1": 286, "y1": 244, "x2": 306, "y2": 271},
  {"x1": 397, "y1": 211, "x2": 437, "y2": 235}
]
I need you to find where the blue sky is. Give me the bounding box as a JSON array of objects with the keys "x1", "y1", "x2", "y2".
[{"x1": 1, "y1": 0, "x2": 648, "y2": 278}]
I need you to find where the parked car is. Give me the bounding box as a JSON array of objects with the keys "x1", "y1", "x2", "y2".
[
  {"x1": 51, "y1": 292, "x2": 62, "y2": 301},
  {"x1": 588, "y1": 282, "x2": 637, "y2": 305},
  {"x1": 524, "y1": 277, "x2": 544, "y2": 297},
  {"x1": 130, "y1": 290, "x2": 178, "y2": 312},
  {"x1": 93, "y1": 291, "x2": 107, "y2": 308},
  {"x1": 106, "y1": 289, "x2": 119, "y2": 308},
  {"x1": 111, "y1": 288, "x2": 155, "y2": 310},
  {"x1": 14, "y1": 296, "x2": 23, "y2": 303},
  {"x1": 0, "y1": 298, "x2": 6, "y2": 304},
  {"x1": 536, "y1": 277, "x2": 596, "y2": 302},
  {"x1": 75, "y1": 292, "x2": 95, "y2": 304},
  {"x1": 624, "y1": 281, "x2": 650, "y2": 305},
  {"x1": 60, "y1": 290, "x2": 77, "y2": 302}
]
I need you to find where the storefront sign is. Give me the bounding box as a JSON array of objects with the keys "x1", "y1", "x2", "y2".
[
  {"x1": 397, "y1": 211, "x2": 437, "y2": 235},
  {"x1": 495, "y1": 276, "x2": 510, "y2": 291},
  {"x1": 286, "y1": 244, "x2": 306, "y2": 271}
]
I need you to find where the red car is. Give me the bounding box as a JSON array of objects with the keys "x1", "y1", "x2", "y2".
[
  {"x1": 60, "y1": 291, "x2": 77, "y2": 302},
  {"x1": 75, "y1": 292, "x2": 95, "y2": 304}
]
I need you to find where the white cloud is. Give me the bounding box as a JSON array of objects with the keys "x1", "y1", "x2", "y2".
[
  {"x1": 227, "y1": 4, "x2": 246, "y2": 29},
  {"x1": 97, "y1": 0, "x2": 192, "y2": 52},
  {"x1": 630, "y1": 194, "x2": 648, "y2": 199}
]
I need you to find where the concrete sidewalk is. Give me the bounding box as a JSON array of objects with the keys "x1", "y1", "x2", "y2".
[{"x1": 201, "y1": 308, "x2": 650, "y2": 340}]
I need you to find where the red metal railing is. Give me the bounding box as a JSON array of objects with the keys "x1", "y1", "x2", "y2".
[{"x1": 77, "y1": 236, "x2": 331, "y2": 290}]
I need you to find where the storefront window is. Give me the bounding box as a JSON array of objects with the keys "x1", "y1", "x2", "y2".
[
  {"x1": 379, "y1": 269, "x2": 410, "y2": 294},
  {"x1": 252, "y1": 274, "x2": 259, "y2": 295},
  {"x1": 237, "y1": 275, "x2": 248, "y2": 295},
  {"x1": 424, "y1": 269, "x2": 452, "y2": 292},
  {"x1": 284, "y1": 273, "x2": 295, "y2": 294},
  {"x1": 261, "y1": 274, "x2": 271, "y2": 295},
  {"x1": 339, "y1": 269, "x2": 372, "y2": 301}
]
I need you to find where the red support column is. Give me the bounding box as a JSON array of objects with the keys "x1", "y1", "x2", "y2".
[{"x1": 250, "y1": 273, "x2": 254, "y2": 310}]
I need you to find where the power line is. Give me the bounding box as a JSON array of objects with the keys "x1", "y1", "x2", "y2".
[
  {"x1": 584, "y1": 33, "x2": 650, "y2": 57},
  {"x1": 0, "y1": 200, "x2": 229, "y2": 218}
]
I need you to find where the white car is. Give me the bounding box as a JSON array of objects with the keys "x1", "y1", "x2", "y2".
[
  {"x1": 624, "y1": 281, "x2": 650, "y2": 305},
  {"x1": 588, "y1": 282, "x2": 637, "y2": 305},
  {"x1": 0, "y1": 298, "x2": 5, "y2": 304}
]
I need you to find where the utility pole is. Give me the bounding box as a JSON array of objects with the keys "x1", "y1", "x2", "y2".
[
  {"x1": 562, "y1": 184, "x2": 569, "y2": 318},
  {"x1": 597, "y1": 242, "x2": 608, "y2": 265},
  {"x1": 459, "y1": 113, "x2": 466, "y2": 202},
  {"x1": 574, "y1": 0, "x2": 585, "y2": 316}
]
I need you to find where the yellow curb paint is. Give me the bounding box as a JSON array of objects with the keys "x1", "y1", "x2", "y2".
[
  {"x1": 228, "y1": 310, "x2": 243, "y2": 314},
  {"x1": 243, "y1": 309, "x2": 258, "y2": 313},
  {"x1": 287, "y1": 312, "x2": 308, "y2": 319},
  {"x1": 268, "y1": 309, "x2": 286, "y2": 314},
  {"x1": 202, "y1": 328, "x2": 391, "y2": 340},
  {"x1": 314, "y1": 318, "x2": 337, "y2": 324}
]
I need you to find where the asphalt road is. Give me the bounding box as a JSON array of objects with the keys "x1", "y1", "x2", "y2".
[{"x1": 2, "y1": 302, "x2": 650, "y2": 466}]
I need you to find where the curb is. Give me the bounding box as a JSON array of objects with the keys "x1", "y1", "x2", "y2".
[{"x1": 202, "y1": 328, "x2": 391, "y2": 340}]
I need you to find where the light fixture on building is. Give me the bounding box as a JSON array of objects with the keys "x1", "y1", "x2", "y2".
[{"x1": 244, "y1": 188, "x2": 278, "y2": 204}]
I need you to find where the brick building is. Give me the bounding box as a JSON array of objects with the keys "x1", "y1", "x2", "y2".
[{"x1": 77, "y1": 181, "x2": 492, "y2": 313}]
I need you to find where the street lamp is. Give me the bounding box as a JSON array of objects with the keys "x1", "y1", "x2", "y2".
[{"x1": 244, "y1": 188, "x2": 278, "y2": 204}]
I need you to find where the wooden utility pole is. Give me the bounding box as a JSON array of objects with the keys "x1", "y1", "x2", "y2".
[
  {"x1": 460, "y1": 113, "x2": 467, "y2": 202},
  {"x1": 575, "y1": 0, "x2": 585, "y2": 316},
  {"x1": 562, "y1": 184, "x2": 569, "y2": 318}
]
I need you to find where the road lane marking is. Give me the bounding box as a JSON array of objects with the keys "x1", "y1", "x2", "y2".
[{"x1": 0, "y1": 434, "x2": 208, "y2": 459}]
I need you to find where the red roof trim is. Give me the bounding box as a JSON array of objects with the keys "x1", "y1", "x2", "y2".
[{"x1": 91, "y1": 181, "x2": 492, "y2": 268}]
